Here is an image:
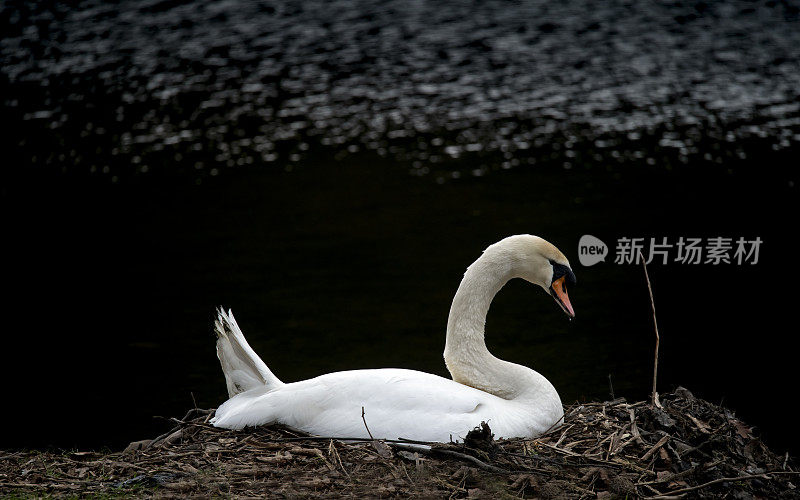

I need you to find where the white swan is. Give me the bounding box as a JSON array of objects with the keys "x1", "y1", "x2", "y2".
[{"x1": 210, "y1": 234, "x2": 576, "y2": 442}]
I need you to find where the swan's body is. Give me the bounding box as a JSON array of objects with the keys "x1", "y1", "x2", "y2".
[{"x1": 211, "y1": 234, "x2": 576, "y2": 442}]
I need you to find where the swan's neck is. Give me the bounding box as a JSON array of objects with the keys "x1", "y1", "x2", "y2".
[{"x1": 443, "y1": 247, "x2": 554, "y2": 403}]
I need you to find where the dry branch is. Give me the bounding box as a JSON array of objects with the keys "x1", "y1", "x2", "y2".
[{"x1": 639, "y1": 249, "x2": 661, "y2": 408}]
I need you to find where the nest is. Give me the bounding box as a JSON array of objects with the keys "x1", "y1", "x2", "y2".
[{"x1": 1, "y1": 387, "x2": 797, "y2": 498}]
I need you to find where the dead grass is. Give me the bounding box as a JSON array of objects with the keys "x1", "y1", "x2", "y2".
[{"x1": 1, "y1": 388, "x2": 797, "y2": 498}]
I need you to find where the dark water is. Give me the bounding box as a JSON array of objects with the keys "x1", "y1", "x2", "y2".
[
  {"x1": 1, "y1": 1, "x2": 799, "y2": 454},
  {"x1": 3, "y1": 0, "x2": 800, "y2": 183}
]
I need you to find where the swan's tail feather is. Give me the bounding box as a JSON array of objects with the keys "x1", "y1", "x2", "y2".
[{"x1": 215, "y1": 307, "x2": 283, "y2": 397}]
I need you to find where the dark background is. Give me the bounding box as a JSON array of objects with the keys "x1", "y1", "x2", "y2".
[{"x1": 1, "y1": 0, "x2": 798, "y2": 455}]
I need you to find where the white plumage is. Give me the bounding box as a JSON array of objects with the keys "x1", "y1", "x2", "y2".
[{"x1": 211, "y1": 235, "x2": 575, "y2": 442}]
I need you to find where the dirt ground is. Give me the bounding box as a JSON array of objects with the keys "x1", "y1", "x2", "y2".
[{"x1": 1, "y1": 388, "x2": 797, "y2": 498}]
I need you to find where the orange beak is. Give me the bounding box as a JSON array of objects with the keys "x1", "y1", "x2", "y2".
[{"x1": 550, "y1": 275, "x2": 575, "y2": 318}]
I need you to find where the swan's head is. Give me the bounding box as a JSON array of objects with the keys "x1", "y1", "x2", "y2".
[{"x1": 494, "y1": 234, "x2": 577, "y2": 318}]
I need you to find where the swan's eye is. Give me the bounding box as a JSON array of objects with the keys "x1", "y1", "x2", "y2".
[{"x1": 550, "y1": 261, "x2": 576, "y2": 286}]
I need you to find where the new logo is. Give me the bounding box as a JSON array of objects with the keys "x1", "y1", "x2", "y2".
[{"x1": 578, "y1": 235, "x2": 608, "y2": 267}]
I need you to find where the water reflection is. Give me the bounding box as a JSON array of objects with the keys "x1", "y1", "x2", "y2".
[{"x1": 3, "y1": 0, "x2": 799, "y2": 183}]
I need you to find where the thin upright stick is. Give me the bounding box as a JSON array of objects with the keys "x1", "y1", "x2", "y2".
[
  {"x1": 638, "y1": 250, "x2": 661, "y2": 408},
  {"x1": 361, "y1": 406, "x2": 375, "y2": 440}
]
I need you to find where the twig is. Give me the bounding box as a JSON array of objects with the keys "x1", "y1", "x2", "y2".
[
  {"x1": 637, "y1": 460, "x2": 722, "y2": 486},
  {"x1": 259, "y1": 435, "x2": 432, "y2": 446},
  {"x1": 536, "y1": 442, "x2": 624, "y2": 468},
  {"x1": 327, "y1": 439, "x2": 351, "y2": 481},
  {"x1": 0, "y1": 481, "x2": 90, "y2": 490},
  {"x1": 86, "y1": 459, "x2": 150, "y2": 472},
  {"x1": 640, "y1": 483, "x2": 669, "y2": 497},
  {"x1": 644, "y1": 474, "x2": 770, "y2": 498},
  {"x1": 497, "y1": 449, "x2": 565, "y2": 468},
  {"x1": 553, "y1": 424, "x2": 574, "y2": 447},
  {"x1": 640, "y1": 434, "x2": 670, "y2": 461},
  {"x1": 361, "y1": 406, "x2": 375, "y2": 440},
  {"x1": 428, "y1": 448, "x2": 508, "y2": 473},
  {"x1": 398, "y1": 437, "x2": 438, "y2": 445},
  {"x1": 148, "y1": 426, "x2": 180, "y2": 447},
  {"x1": 168, "y1": 419, "x2": 216, "y2": 432},
  {"x1": 443, "y1": 481, "x2": 468, "y2": 499},
  {"x1": 677, "y1": 434, "x2": 722, "y2": 459},
  {"x1": 639, "y1": 249, "x2": 661, "y2": 408}
]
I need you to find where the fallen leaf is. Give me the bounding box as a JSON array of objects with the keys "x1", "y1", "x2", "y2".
[
  {"x1": 371, "y1": 440, "x2": 393, "y2": 459},
  {"x1": 732, "y1": 420, "x2": 753, "y2": 439},
  {"x1": 397, "y1": 451, "x2": 421, "y2": 462},
  {"x1": 123, "y1": 440, "x2": 151, "y2": 454},
  {"x1": 688, "y1": 414, "x2": 711, "y2": 434}
]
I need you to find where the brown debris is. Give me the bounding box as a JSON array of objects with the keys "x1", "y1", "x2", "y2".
[{"x1": 1, "y1": 388, "x2": 797, "y2": 498}]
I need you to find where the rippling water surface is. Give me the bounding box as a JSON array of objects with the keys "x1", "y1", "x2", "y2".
[
  {"x1": 4, "y1": 0, "x2": 800, "y2": 181},
  {"x1": 1, "y1": 0, "x2": 798, "y2": 453}
]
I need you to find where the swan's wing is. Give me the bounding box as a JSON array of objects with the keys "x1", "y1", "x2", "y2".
[
  {"x1": 212, "y1": 369, "x2": 502, "y2": 442},
  {"x1": 322, "y1": 369, "x2": 492, "y2": 441}
]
